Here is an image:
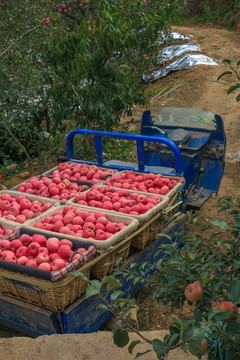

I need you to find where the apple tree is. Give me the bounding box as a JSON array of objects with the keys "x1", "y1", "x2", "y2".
[
  {"x1": 0, "y1": 0, "x2": 55, "y2": 164},
  {"x1": 39, "y1": 0, "x2": 184, "y2": 131},
  {"x1": 85, "y1": 196, "x2": 240, "y2": 359},
  {"x1": 0, "y1": 0, "x2": 185, "y2": 164}
]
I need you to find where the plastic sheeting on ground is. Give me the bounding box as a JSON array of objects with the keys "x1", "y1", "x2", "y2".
[{"x1": 143, "y1": 32, "x2": 218, "y2": 82}]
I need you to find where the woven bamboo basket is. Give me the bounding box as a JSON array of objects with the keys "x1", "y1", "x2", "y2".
[
  {"x1": 103, "y1": 170, "x2": 185, "y2": 200},
  {"x1": 0, "y1": 218, "x2": 22, "y2": 234},
  {"x1": 10, "y1": 176, "x2": 91, "y2": 204},
  {"x1": 130, "y1": 211, "x2": 164, "y2": 250},
  {"x1": 67, "y1": 186, "x2": 169, "y2": 225},
  {"x1": 0, "y1": 262, "x2": 91, "y2": 311},
  {"x1": 90, "y1": 236, "x2": 132, "y2": 279},
  {"x1": 41, "y1": 161, "x2": 118, "y2": 183},
  {"x1": 0, "y1": 190, "x2": 60, "y2": 226},
  {"x1": 24, "y1": 205, "x2": 139, "y2": 251},
  {"x1": 160, "y1": 191, "x2": 184, "y2": 223}
]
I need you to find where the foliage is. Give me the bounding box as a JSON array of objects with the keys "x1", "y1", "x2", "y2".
[
  {"x1": 217, "y1": 58, "x2": 240, "y2": 102},
  {"x1": 40, "y1": 0, "x2": 182, "y2": 131},
  {"x1": 85, "y1": 197, "x2": 240, "y2": 359},
  {"x1": 0, "y1": 0, "x2": 184, "y2": 165},
  {"x1": 180, "y1": 0, "x2": 240, "y2": 28}
]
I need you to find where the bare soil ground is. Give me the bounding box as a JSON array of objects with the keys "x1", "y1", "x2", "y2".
[{"x1": 0, "y1": 25, "x2": 240, "y2": 336}]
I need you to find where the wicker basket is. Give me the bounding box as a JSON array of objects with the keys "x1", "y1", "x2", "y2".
[
  {"x1": 24, "y1": 205, "x2": 139, "y2": 250},
  {"x1": 10, "y1": 176, "x2": 91, "y2": 204},
  {"x1": 0, "y1": 190, "x2": 60, "y2": 225},
  {"x1": 90, "y1": 236, "x2": 132, "y2": 279},
  {"x1": 0, "y1": 218, "x2": 22, "y2": 235},
  {"x1": 130, "y1": 212, "x2": 164, "y2": 250},
  {"x1": 67, "y1": 186, "x2": 169, "y2": 225},
  {"x1": 0, "y1": 228, "x2": 95, "y2": 310},
  {"x1": 103, "y1": 170, "x2": 185, "y2": 201},
  {"x1": 41, "y1": 161, "x2": 118, "y2": 184},
  {"x1": 160, "y1": 191, "x2": 183, "y2": 223},
  {"x1": 0, "y1": 263, "x2": 90, "y2": 311}
]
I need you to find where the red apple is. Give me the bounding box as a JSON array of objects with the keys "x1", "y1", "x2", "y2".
[
  {"x1": 17, "y1": 256, "x2": 29, "y2": 265},
  {"x1": 38, "y1": 262, "x2": 51, "y2": 271},
  {"x1": 46, "y1": 238, "x2": 59, "y2": 252},
  {"x1": 20, "y1": 234, "x2": 32, "y2": 246},
  {"x1": 25, "y1": 259, "x2": 38, "y2": 268},
  {"x1": 51, "y1": 258, "x2": 66, "y2": 271},
  {"x1": 16, "y1": 245, "x2": 28, "y2": 258},
  {"x1": 28, "y1": 242, "x2": 41, "y2": 257},
  {"x1": 184, "y1": 281, "x2": 203, "y2": 303},
  {"x1": 4, "y1": 254, "x2": 17, "y2": 263},
  {"x1": 36, "y1": 253, "x2": 50, "y2": 265},
  {"x1": 58, "y1": 244, "x2": 72, "y2": 259},
  {"x1": 59, "y1": 239, "x2": 73, "y2": 248},
  {"x1": 0, "y1": 239, "x2": 11, "y2": 250},
  {"x1": 31, "y1": 234, "x2": 46, "y2": 246}
]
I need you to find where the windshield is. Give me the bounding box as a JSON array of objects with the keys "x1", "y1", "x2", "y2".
[{"x1": 151, "y1": 107, "x2": 217, "y2": 131}]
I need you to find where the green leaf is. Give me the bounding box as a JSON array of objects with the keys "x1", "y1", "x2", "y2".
[
  {"x1": 208, "y1": 309, "x2": 235, "y2": 322},
  {"x1": 128, "y1": 340, "x2": 141, "y2": 354},
  {"x1": 135, "y1": 350, "x2": 151, "y2": 358},
  {"x1": 227, "y1": 83, "x2": 240, "y2": 94},
  {"x1": 98, "y1": 304, "x2": 109, "y2": 310},
  {"x1": 210, "y1": 219, "x2": 229, "y2": 229},
  {"x1": 166, "y1": 257, "x2": 183, "y2": 266},
  {"x1": 85, "y1": 280, "x2": 102, "y2": 298},
  {"x1": 202, "y1": 277, "x2": 212, "y2": 288},
  {"x1": 111, "y1": 290, "x2": 125, "y2": 302},
  {"x1": 67, "y1": 271, "x2": 89, "y2": 281},
  {"x1": 235, "y1": 93, "x2": 240, "y2": 101},
  {"x1": 167, "y1": 332, "x2": 180, "y2": 347},
  {"x1": 151, "y1": 339, "x2": 166, "y2": 359},
  {"x1": 227, "y1": 280, "x2": 240, "y2": 304},
  {"x1": 222, "y1": 57, "x2": 233, "y2": 64},
  {"x1": 102, "y1": 276, "x2": 122, "y2": 293},
  {"x1": 194, "y1": 308, "x2": 202, "y2": 322},
  {"x1": 112, "y1": 328, "x2": 129, "y2": 348},
  {"x1": 156, "y1": 234, "x2": 172, "y2": 241},
  {"x1": 217, "y1": 71, "x2": 232, "y2": 81}
]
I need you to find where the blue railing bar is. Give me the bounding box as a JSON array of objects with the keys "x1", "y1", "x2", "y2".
[{"x1": 66, "y1": 129, "x2": 183, "y2": 174}]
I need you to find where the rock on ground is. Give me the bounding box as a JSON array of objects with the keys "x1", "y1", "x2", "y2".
[{"x1": 0, "y1": 331, "x2": 207, "y2": 360}]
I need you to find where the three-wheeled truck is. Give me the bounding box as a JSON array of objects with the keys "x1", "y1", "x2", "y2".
[{"x1": 0, "y1": 107, "x2": 226, "y2": 337}]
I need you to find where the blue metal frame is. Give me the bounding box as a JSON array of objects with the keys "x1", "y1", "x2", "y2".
[
  {"x1": 140, "y1": 110, "x2": 226, "y2": 194},
  {"x1": 66, "y1": 129, "x2": 183, "y2": 175}
]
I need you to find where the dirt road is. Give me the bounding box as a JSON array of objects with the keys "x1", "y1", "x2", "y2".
[{"x1": 148, "y1": 25, "x2": 240, "y2": 219}]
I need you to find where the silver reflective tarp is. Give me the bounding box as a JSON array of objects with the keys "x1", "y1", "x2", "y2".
[
  {"x1": 143, "y1": 32, "x2": 218, "y2": 82},
  {"x1": 159, "y1": 41, "x2": 201, "y2": 62}
]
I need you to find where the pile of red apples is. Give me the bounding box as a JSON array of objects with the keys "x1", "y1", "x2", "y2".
[
  {"x1": 17, "y1": 176, "x2": 89, "y2": 201},
  {"x1": 73, "y1": 185, "x2": 161, "y2": 215},
  {"x1": 0, "y1": 225, "x2": 13, "y2": 238},
  {"x1": 103, "y1": 170, "x2": 184, "y2": 195},
  {"x1": 0, "y1": 233, "x2": 87, "y2": 271},
  {"x1": 48, "y1": 162, "x2": 115, "y2": 184},
  {"x1": 0, "y1": 193, "x2": 53, "y2": 223},
  {"x1": 33, "y1": 205, "x2": 127, "y2": 241}
]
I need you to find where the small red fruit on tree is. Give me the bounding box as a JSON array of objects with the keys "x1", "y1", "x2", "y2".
[
  {"x1": 43, "y1": 18, "x2": 50, "y2": 25},
  {"x1": 216, "y1": 301, "x2": 238, "y2": 322},
  {"x1": 184, "y1": 281, "x2": 203, "y2": 303}
]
